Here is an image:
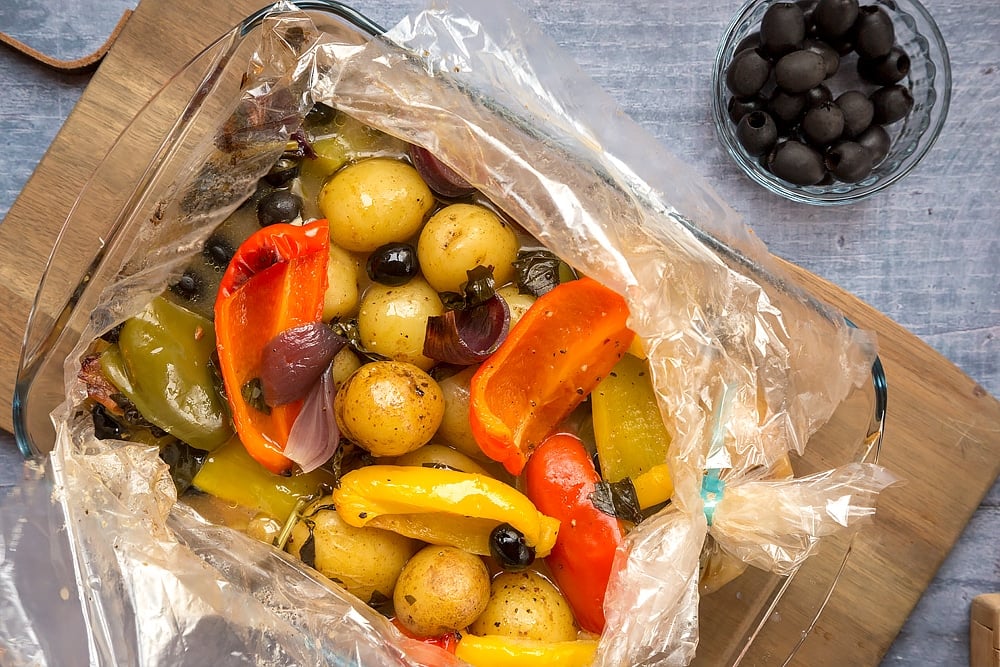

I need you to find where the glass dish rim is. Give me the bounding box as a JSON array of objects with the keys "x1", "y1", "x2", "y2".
[
  {"x1": 11, "y1": 1, "x2": 889, "y2": 664},
  {"x1": 710, "y1": 0, "x2": 952, "y2": 206}
]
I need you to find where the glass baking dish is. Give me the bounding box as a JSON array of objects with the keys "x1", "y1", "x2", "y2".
[{"x1": 11, "y1": 1, "x2": 888, "y2": 664}]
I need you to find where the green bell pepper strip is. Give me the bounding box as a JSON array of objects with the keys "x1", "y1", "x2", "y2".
[{"x1": 101, "y1": 296, "x2": 232, "y2": 451}]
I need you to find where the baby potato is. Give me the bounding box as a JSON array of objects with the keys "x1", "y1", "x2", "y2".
[
  {"x1": 286, "y1": 496, "x2": 420, "y2": 602},
  {"x1": 417, "y1": 204, "x2": 519, "y2": 293},
  {"x1": 319, "y1": 158, "x2": 434, "y2": 252},
  {"x1": 395, "y1": 443, "x2": 493, "y2": 477},
  {"x1": 434, "y1": 366, "x2": 486, "y2": 460},
  {"x1": 496, "y1": 285, "x2": 536, "y2": 329},
  {"x1": 469, "y1": 570, "x2": 577, "y2": 642},
  {"x1": 323, "y1": 242, "x2": 361, "y2": 321},
  {"x1": 330, "y1": 347, "x2": 362, "y2": 387},
  {"x1": 394, "y1": 545, "x2": 491, "y2": 637},
  {"x1": 334, "y1": 361, "x2": 445, "y2": 457},
  {"x1": 357, "y1": 277, "x2": 443, "y2": 370}
]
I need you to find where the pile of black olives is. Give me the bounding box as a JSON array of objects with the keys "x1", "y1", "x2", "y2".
[{"x1": 724, "y1": 0, "x2": 914, "y2": 186}]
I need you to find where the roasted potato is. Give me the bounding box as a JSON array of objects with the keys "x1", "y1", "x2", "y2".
[
  {"x1": 286, "y1": 496, "x2": 420, "y2": 602},
  {"x1": 469, "y1": 570, "x2": 577, "y2": 642},
  {"x1": 393, "y1": 545, "x2": 491, "y2": 637},
  {"x1": 334, "y1": 361, "x2": 444, "y2": 457}
]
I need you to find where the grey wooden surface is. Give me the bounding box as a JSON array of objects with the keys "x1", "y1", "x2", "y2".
[{"x1": 1, "y1": 0, "x2": 997, "y2": 665}]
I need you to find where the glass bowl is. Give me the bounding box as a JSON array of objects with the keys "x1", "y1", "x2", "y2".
[
  {"x1": 712, "y1": 0, "x2": 951, "y2": 205},
  {"x1": 12, "y1": 1, "x2": 887, "y2": 664}
]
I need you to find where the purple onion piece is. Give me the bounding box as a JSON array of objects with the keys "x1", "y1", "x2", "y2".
[
  {"x1": 423, "y1": 295, "x2": 510, "y2": 365},
  {"x1": 260, "y1": 322, "x2": 346, "y2": 407},
  {"x1": 409, "y1": 145, "x2": 476, "y2": 198},
  {"x1": 284, "y1": 365, "x2": 339, "y2": 473}
]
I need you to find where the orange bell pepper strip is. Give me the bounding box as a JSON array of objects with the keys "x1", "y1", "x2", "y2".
[
  {"x1": 468, "y1": 276, "x2": 634, "y2": 475},
  {"x1": 214, "y1": 219, "x2": 329, "y2": 474},
  {"x1": 523, "y1": 432, "x2": 624, "y2": 634}
]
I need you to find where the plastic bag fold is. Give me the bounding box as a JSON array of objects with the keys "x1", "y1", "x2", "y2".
[{"x1": 3, "y1": 0, "x2": 897, "y2": 665}]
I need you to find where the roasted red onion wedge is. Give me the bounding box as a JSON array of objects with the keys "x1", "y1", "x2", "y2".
[
  {"x1": 260, "y1": 322, "x2": 346, "y2": 406},
  {"x1": 284, "y1": 365, "x2": 339, "y2": 473},
  {"x1": 423, "y1": 295, "x2": 510, "y2": 365},
  {"x1": 409, "y1": 144, "x2": 476, "y2": 198}
]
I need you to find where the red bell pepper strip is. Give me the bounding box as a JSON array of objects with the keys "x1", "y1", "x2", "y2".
[
  {"x1": 391, "y1": 618, "x2": 459, "y2": 654},
  {"x1": 214, "y1": 219, "x2": 329, "y2": 474},
  {"x1": 468, "y1": 276, "x2": 634, "y2": 475},
  {"x1": 523, "y1": 432, "x2": 623, "y2": 634}
]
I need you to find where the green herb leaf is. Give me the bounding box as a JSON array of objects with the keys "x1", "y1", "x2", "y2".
[
  {"x1": 462, "y1": 265, "x2": 497, "y2": 308},
  {"x1": 513, "y1": 249, "x2": 568, "y2": 297},
  {"x1": 330, "y1": 319, "x2": 389, "y2": 364},
  {"x1": 241, "y1": 377, "x2": 271, "y2": 415},
  {"x1": 367, "y1": 590, "x2": 394, "y2": 617},
  {"x1": 298, "y1": 524, "x2": 317, "y2": 569}
]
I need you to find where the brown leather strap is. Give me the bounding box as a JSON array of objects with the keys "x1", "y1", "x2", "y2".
[{"x1": 0, "y1": 9, "x2": 133, "y2": 74}]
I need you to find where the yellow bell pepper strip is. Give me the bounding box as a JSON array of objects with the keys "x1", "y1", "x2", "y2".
[
  {"x1": 214, "y1": 219, "x2": 329, "y2": 475},
  {"x1": 592, "y1": 352, "x2": 672, "y2": 483},
  {"x1": 100, "y1": 296, "x2": 232, "y2": 451},
  {"x1": 524, "y1": 433, "x2": 623, "y2": 634},
  {"x1": 332, "y1": 465, "x2": 559, "y2": 557},
  {"x1": 631, "y1": 463, "x2": 675, "y2": 510},
  {"x1": 469, "y1": 276, "x2": 635, "y2": 475},
  {"x1": 191, "y1": 436, "x2": 336, "y2": 521},
  {"x1": 454, "y1": 635, "x2": 598, "y2": 667}
]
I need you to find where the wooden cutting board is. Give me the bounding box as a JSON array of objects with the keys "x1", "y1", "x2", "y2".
[{"x1": 0, "y1": 1, "x2": 997, "y2": 665}]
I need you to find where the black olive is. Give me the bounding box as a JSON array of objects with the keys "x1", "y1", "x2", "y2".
[
  {"x1": 856, "y1": 124, "x2": 892, "y2": 165},
  {"x1": 768, "y1": 88, "x2": 808, "y2": 127},
  {"x1": 735, "y1": 32, "x2": 762, "y2": 55},
  {"x1": 827, "y1": 34, "x2": 857, "y2": 56},
  {"x1": 870, "y1": 84, "x2": 914, "y2": 124},
  {"x1": 257, "y1": 190, "x2": 303, "y2": 226},
  {"x1": 728, "y1": 95, "x2": 766, "y2": 124},
  {"x1": 203, "y1": 235, "x2": 236, "y2": 270},
  {"x1": 92, "y1": 404, "x2": 124, "y2": 440},
  {"x1": 774, "y1": 49, "x2": 827, "y2": 93},
  {"x1": 760, "y1": 3, "x2": 806, "y2": 58},
  {"x1": 796, "y1": 0, "x2": 818, "y2": 30},
  {"x1": 170, "y1": 270, "x2": 203, "y2": 300},
  {"x1": 737, "y1": 111, "x2": 779, "y2": 156},
  {"x1": 858, "y1": 46, "x2": 911, "y2": 85},
  {"x1": 802, "y1": 38, "x2": 840, "y2": 77},
  {"x1": 805, "y1": 84, "x2": 833, "y2": 108},
  {"x1": 264, "y1": 157, "x2": 301, "y2": 188},
  {"x1": 767, "y1": 140, "x2": 827, "y2": 185},
  {"x1": 854, "y1": 6, "x2": 895, "y2": 59},
  {"x1": 812, "y1": 0, "x2": 859, "y2": 39},
  {"x1": 825, "y1": 141, "x2": 874, "y2": 182},
  {"x1": 802, "y1": 102, "x2": 845, "y2": 146},
  {"x1": 726, "y1": 48, "x2": 773, "y2": 98},
  {"x1": 835, "y1": 90, "x2": 875, "y2": 138},
  {"x1": 366, "y1": 242, "x2": 419, "y2": 286},
  {"x1": 489, "y1": 523, "x2": 535, "y2": 572}
]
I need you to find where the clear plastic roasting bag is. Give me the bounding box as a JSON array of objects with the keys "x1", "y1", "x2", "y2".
[{"x1": 1, "y1": 1, "x2": 897, "y2": 665}]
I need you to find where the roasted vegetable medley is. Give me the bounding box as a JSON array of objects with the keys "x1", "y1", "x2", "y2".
[{"x1": 79, "y1": 104, "x2": 784, "y2": 664}]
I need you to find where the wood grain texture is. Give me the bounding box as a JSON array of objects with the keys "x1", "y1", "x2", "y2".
[{"x1": 0, "y1": 0, "x2": 996, "y2": 665}]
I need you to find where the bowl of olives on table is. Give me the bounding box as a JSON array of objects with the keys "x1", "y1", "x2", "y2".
[{"x1": 712, "y1": 0, "x2": 950, "y2": 205}]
